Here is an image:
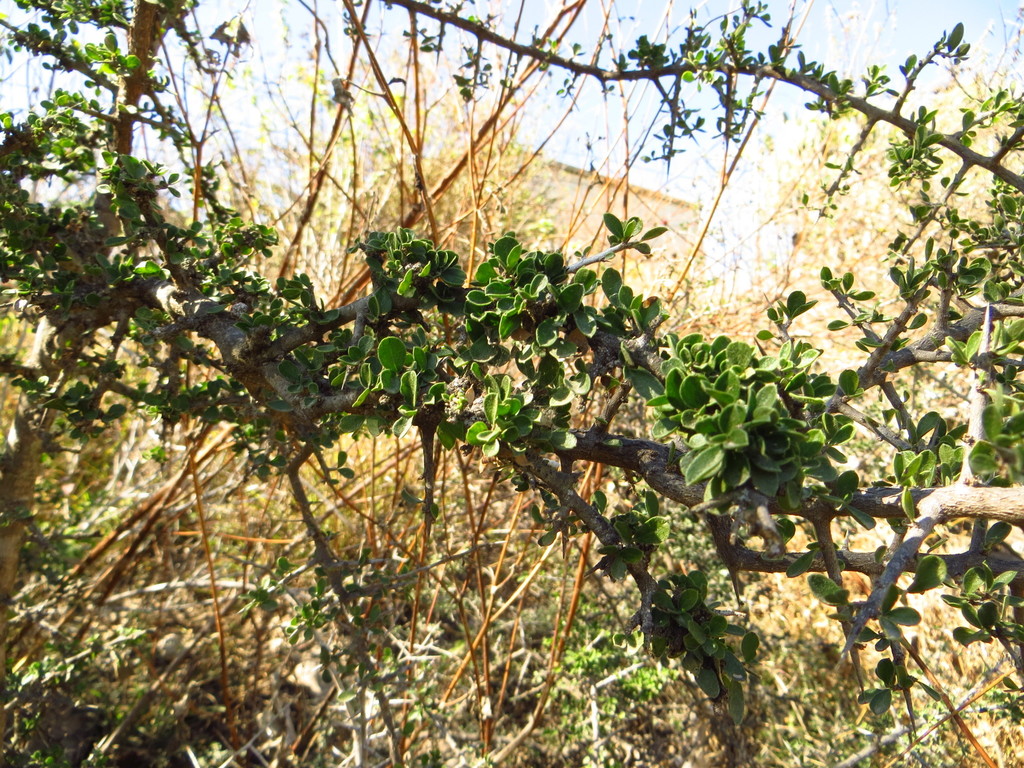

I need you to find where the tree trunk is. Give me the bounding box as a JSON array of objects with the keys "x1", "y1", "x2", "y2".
[{"x1": 0, "y1": 410, "x2": 44, "y2": 759}]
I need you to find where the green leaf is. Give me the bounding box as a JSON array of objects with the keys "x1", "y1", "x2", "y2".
[
  {"x1": 400, "y1": 369, "x2": 418, "y2": 406},
  {"x1": 625, "y1": 367, "x2": 664, "y2": 400},
  {"x1": 573, "y1": 308, "x2": 596, "y2": 336},
  {"x1": 868, "y1": 687, "x2": 892, "y2": 715},
  {"x1": 808, "y1": 574, "x2": 850, "y2": 606},
  {"x1": 953, "y1": 626, "x2": 989, "y2": 646},
  {"x1": 622, "y1": 216, "x2": 642, "y2": 240},
  {"x1": 728, "y1": 680, "x2": 745, "y2": 725},
  {"x1": 984, "y1": 522, "x2": 1012, "y2": 551},
  {"x1": 684, "y1": 446, "x2": 725, "y2": 484},
  {"x1": 377, "y1": 336, "x2": 406, "y2": 371},
  {"x1": 875, "y1": 658, "x2": 895, "y2": 686},
  {"x1": 268, "y1": 399, "x2": 293, "y2": 412},
  {"x1": 838, "y1": 369, "x2": 859, "y2": 396},
  {"x1": 641, "y1": 225, "x2": 669, "y2": 241},
  {"x1": 835, "y1": 470, "x2": 859, "y2": 497},
  {"x1": 785, "y1": 290, "x2": 817, "y2": 318},
  {"x1": 879, "y1": 616, "x2": 903, "y2": 641},
  {"x1": 464, "y1": 335, "x2": 497, "y2": 362},
  {"x1": 609, "y1": 557, "x2": 627, "y2": 581},
  {"x1": 908, "y1": 554, "x2": 947, "y2": 593},
  {"x1": 741, "y1": 632, "x2": 759, "y2": 663},
  {"x1": 775, "y1": 517, "x2": 796, "y2": 543},
  {"x1": 538, "y1": 530, "x2": 558, "y2": 547},
  {"x1": 786, "y1": 550, "x2": 816, "y2": 578},
  {"x1": 696, "y1": 667, "x2": 721, "y2": 699},
  {"x1": 619, "y1": 546, "x2": 643, "y2": 564},
  {"x1": 602, "y1": 268, "x2": 623, "y2": 303},
  {"x1": 968, "y1": 441, "x2": 998, "y2": 476},
  {"x1": 634, "y1": 516, "x2": 670, "y2": 545},
  {"x1": 679, "y1": 375, "x2": 709, "y2": 408},
  {"x1": 338, "y1": 414, "x2": 364, "y2": 433},
  {"x1": 278, "y1": 359, "x2": 301, "y2": 381},
  {"x1": 602, "y1": 213, "x2": 624, "y2": 241},
  {"x1": 722, "y1": 427, "x2": 749, "y2": 450},
  {"x1": 104, "y1": 403, "x2": 127, "y2": 420},
  {"x1": 436, "y1": 420, "x2": 459, "y2": 449},
  {"x1": 547, "y1": 430, "x2": 577, "y2": 449},
  {"x1": 466, "y1": 421, "x2": 495, "y2": 446},
  {"x1": 676, "y1": 589, "x2": 699, "y2": 611},
  {"x1": 397, "y1": 270, "x2": 415, "y2": 296},
  {"x1": 491, "y1": 235, "x2": 521, "y2": 267},
  {"x1": 963, "y1": 567, "x2": 987, "y2": 595},
  {"x1": 484, "y1": 391, "x2": 498, "y2": 424},
  {"x1": 133, "y1": 260, "x2": 165, "y2": 276},
  {"x1": 535, "y1": 318, "x2": 558, "y2": 347},
  {"x1": 653, "y1": 590, "x2": 675, "y2": 612},
  {"x1": 900, "y1": 486, "x2": 915, "y2": 517},
  {"x1": 498, "y1": 312, "x2": 517, "y2": 339},
  {"x1": 886, "y1": 606, "x2": 921, "y2": 626},
  {"x1": 916, "y1": 411, "x2": 944, "y2": 441},
  {"x1": 556, "y1": 283, "x2": 585, "y2": 313},
  {"x1": 947, "y1": 22, "x2": 964, "y2": 50},
  {"x1": 982, "y1": 405, "x2": 1002, "y2": 442},
  {"x1": 392, "y1": 414, "x2": 413, "y2": 438}
]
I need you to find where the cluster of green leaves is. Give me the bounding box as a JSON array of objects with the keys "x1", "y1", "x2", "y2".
[
  {"x1": 100, "y1": 153, "x2": 181, "y2": 229},
  {"x1": 464, "y1": 235, "x2": 580, "y2": 352},
  {"x1": 5, "y1": 153, "x2": 184, "y2": 297},
  {"x1": 465, "y1": 372, "x2": 543, "y2": 456},
  {"x1": 648, "y1": 333, "x2": 845, "y2": 507},
  {"x1": 362, "y1": 228, "x2": 467, "y2": 315},
  {"x1": 280, "y1": 229, "x2": 465, "y2": 441},
  {"x1": 0, "y1": 102, "x2": 105, "y2": 287},
  {"x1": 942, "y1": 552, "x2": 1024, "y2": 648},
  {"x1": 891, "y1": 440, "x2": 962, "y2": 488},
  {"x1": 0, "y1": 96, "x2": 100, "y2": 185},
  {"x1": 458, "y1": 234, "x2": 615, "y2": 451},
  {"x1": 337, "y1": 325, "x2": 449, "y2": 443},
  {"x1": 968, "y1": 395, "x2": 1024, "y2": 483},
  {"x1": 807, "y1": 522, "x2": 1021, "y2": 717},
  {"x1": 820, "y1": 264, "x2": 925, "y2": 350},
  {"x1": 888, "y1": 107, "x2": 946, "y2": 186},
  {"x1": 805, "y1": 572, "x2": 928, "y2": 715},
  {"x1": 645, "y1": 566, "x2": 759, "y2": 722},
  {"x1": 454, "y1": 216, "x2": 674, "y2": 460},
  {"x1": 245, "y1": 223, "x2": 659, "y2": 464},
  {"x1": 599, "y1": 490, "x2": 670, "y2": 581},
  {"x1": 573, "y1": 490, "x2": 756, "y2": 721},
  {"x1": 642, "y1": 1, "x2": 774, "y2": 157}
]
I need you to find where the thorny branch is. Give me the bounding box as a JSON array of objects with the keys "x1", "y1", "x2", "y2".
[{"x1": 383, "y1": 0, "x2": 1024, "y2": 192}]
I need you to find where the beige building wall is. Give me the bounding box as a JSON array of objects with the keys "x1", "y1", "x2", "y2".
[{"x1": 525, "y1": 159, "x2": 700, "y2": 295}]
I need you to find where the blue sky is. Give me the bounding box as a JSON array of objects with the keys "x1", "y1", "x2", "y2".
[
  {"x1": 517, "y1": 0, "x2": 1022, "y2": 193},
  {"x1": 2, "y1": 0, "x2": 1018, "y2": 198},
  {"x1": 545, "y1": 0, "x2": 1018, "y2": 65}
]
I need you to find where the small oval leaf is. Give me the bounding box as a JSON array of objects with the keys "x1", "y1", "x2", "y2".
[{"x1": 377, "y1": 336, "x2": 406, "y2": 371}]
